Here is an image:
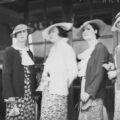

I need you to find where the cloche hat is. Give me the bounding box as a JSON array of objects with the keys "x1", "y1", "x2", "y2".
[
  {"x1": 112, "y1": 12, "x2": 120, "y2": 31},
  {"x1": 11, "y1": 24, "x2": 33, "y2": 37}
]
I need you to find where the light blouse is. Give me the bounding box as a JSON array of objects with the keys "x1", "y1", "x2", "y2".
[
  {"x1": 42, "y1": 38, "x2": 78, "y2": 96},
  {"x1": 12, "y1": 45, "x2": 34, "y2": 66}
]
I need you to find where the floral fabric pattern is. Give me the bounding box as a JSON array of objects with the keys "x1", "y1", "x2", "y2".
[
  {"x1": 113, "y1": 83, "x2": 120, "y2": 120},
  {"x1": 6, "y1": 66, "x2": 35, "y2": 120},
  {"x1": 40, "y1": 88, "x2": 68, "y2": 120},
  {"x1": 78, "y1": 99, "x2": 103, "y2": 120}
]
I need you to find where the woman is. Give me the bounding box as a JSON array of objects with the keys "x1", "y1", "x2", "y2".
[
  {"x1": 107, "y1": 12, "x2": 120, "y2": 120},
  {"x1": 2, "y1": 24, "x2": 36, "y2": 120},
  {"x1": 77, "y1": 19, "x2": 110, "y2": 120},
  {"x1": 36, "y1": 22, "x2": 78, "y2": 120}
]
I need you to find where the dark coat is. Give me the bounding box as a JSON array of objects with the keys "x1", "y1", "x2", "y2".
[
  {"x1": 85, "y1": 42, "x2": 110, "y2": 101},
  {"x1": 2, "y1": 46, "x2": 36, "y2": 99}
]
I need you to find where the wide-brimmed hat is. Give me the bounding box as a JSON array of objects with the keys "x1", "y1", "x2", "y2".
[
  {"x1": 77, "y1": 19, "x2": 106, "y2": 38},
  {"x1": 112, "y1": 12, "x2": 120, "y2": 31},
  {"x1": 11, "y1": 24, "x2": 33, "y2": 37},
  {"x1": 42, "y1": 22, "x2": 72, "y2": 41}
]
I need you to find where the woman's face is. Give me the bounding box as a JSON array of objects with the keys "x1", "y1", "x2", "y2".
[
  {"x1": 82, "y1": 24, "x2": 97, "y2": 41},
  {"x1": 49, "y1": 27, "x2": 59, "y2": 43},
  {"x1": 16, "y1": 29, "x2": 28, "y2": 43},
  {"x1": 116, "y1": 20, "x2": 120, "y2": 29}
]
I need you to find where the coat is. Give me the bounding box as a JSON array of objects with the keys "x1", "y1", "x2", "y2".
[
  {"x1": 2, "y1": 46, "x2": 36, "y2": 99},
  {"x1": 85, "y1": 42, "x2": 110, "y2": 101}
]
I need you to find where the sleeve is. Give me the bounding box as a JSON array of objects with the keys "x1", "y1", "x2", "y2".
[
  {"x1": 115, "y1": 47, "x2": 120, "y2": 69},
  {"x1": 2, "y1": 49, "x2": 14, "y2": 99},
  {"x1": 42, "y1": 59, "x2": 49, "y2": 77},
  {"x1": 42, "y1": 48, "x2": 53, "y2": 77},
  {"x1": 86, "y1": 45, "x2": 109, "y2": 97},
  {"x1": 64, "y1": 46, "x2": 78, "y2": 87}
]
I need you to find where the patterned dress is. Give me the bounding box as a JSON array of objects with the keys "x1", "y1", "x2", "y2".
[
  {"x1": 78, "y1": 99, "x2": 103, "y2": 120},
  {"x1": 114, "y1": 45, "x2": 120, "y2": 120},
  {"x1": 6, "y1": 66, "x2": 35, "y2": 120},
  {"x1": 40, "y1": 87, "x2": 68, "y2": 120},
  {"x1": 78, "y1": 43, "x2": 109, "y2": 120},
  {"x1": 114, "y1": 86, "x2": 120, "y2": 120}
]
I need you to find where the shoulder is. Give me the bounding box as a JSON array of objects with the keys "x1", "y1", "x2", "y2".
[
  {"x1": 3, "y1": 47, "x2": 16, "y2": 62},
  {"x1": 96, "y1": 42, "x2": 106, "y2": 49},
  {"x1": 4, "y1": 46, "x2": 15, "y2": 55},
  {"x1": 63, "y1": 43, "x2": 75, "y2": 53},
  {"x1": 5, "y1": 46, "x2": 13, "y2": 52},
  {"x1": 95, "y1": 42, "x2": 108, "y2": 53},
  {"x1": 3, "y1": 46, "x2": 21, "y2": 60}
]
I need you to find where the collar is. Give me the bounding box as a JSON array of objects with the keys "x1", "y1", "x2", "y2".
[{"x1": 12, "y1": 45, "x2": 29, "y2": 51}]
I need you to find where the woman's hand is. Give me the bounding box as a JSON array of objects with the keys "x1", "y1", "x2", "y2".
[
  {"x1": 4, "y1": 97, "x2": 16, "y2": 103},
  {"x1": 102, "y1": 62, "x2": 115, "y2": 71},
  {"x1": 81, "y1": 92, "x2": 90, "y2": 102},
  {"x1": 36, "y1": 75, "x2": 50, "y2": 92},
  {"x1": 108, "y1": 70, "x2": 117, "y2": 80}
]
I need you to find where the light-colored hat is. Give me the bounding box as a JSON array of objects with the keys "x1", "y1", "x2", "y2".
[
  {"x1": 11, "y1": 24, "x2": 33, "y2": 37},
  {"x1": 112, "y1": 12, "x2": 120, "y2": 31},
  {"x1": 77, "y1": 19, "x2": 106, "y2": 38},
  {"x1": 42, "y1": 22, "x2": 72, "y2": 41}
]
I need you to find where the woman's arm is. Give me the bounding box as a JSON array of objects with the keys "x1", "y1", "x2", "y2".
[
  {"x1": 64, "y1": 46, "x2": 78, "y2": 87},
  {"x1": 2, "y1": 48, "x2": 14, "y2": 99}
]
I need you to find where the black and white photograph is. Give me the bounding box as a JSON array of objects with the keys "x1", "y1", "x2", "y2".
[{"x1": 0, "y1": 0, "x2": 120, "y2": 120}]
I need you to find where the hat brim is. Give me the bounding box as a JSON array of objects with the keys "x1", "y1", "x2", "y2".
[
  {"x1": 111, "y1": 16, "x2": 120, "y2": 32},
  {"x1": 42, "y1": 22, "x2": 72, "y2": 41},
  {"x1": 77, "y1": 19, "x2": 106, "y2": 38},
  {"x1": 10, "y1": 26, "x2": 33, "y2": 37},
  {"x1": 115, "y1": 12, "x2": 120, "y2": 19}
]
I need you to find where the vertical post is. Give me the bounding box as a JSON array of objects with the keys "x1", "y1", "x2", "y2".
[
  {"x1": 23, "y1": 0, "x2": 29, "y2": 23},
  {"x1": 62, "y1": 0, "x2": 73, "y2": 46},
  {"x1": 43, "y1": 0, "x2": 48, "y2": 61},
  {"x1": 43, "y1": 0, "x2": 48, "y2": 24},
  {"x1": 62, "y1": 1, "x2": 74, "y2": 120},
  {"x1": 112, "y1": 2, "x2": 119, "y2": 54},
  {"x1": 62, "y1": 0, "x2": 73, "y2": 22},
  {"x1": 88, "y1": 0, "x2": 93, "y2": 20}
]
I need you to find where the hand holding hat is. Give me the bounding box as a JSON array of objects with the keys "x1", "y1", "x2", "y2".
[
  {"x1": 11, "y1": 24, "x2": 33, "y2": 37},
  {"x1": 112, "y1": 12, "x2": 120, "y2": 32},
  {"x1": 42, "y1": 22, "x2": 73, "y2": 41},
  {"x1": 115, "y1": 12, "x2": 120, "y2": 19}
]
